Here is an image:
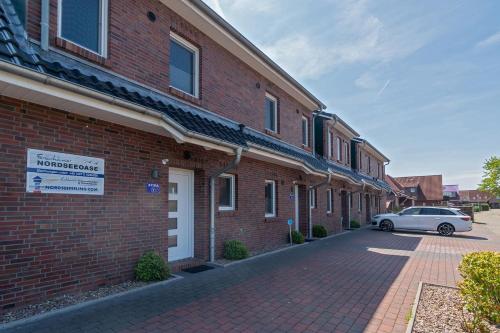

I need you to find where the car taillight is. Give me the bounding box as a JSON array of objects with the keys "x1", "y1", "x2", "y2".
[{"x1": 460, "y1": 216, "x2": 471, "y2": 221}]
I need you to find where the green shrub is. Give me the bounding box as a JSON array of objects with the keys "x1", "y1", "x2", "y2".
[
  {"x1": 473, "y1": 205, "x2": 482, "y2": 213},
  {"x1": 223, "y1": 240, "x2": 249, "y2": 260},
  {"x1": 458, "y1": 251, "x2": 500, "y2": 332},
  {"x1": 312, "y1": 225, "x2": 327, "y2": 238},
  {"x1": 350, "y1": 220, "x2": 360, "y2": 228},
  {"x1": 481, "y1": 204, "x2": 490, "y2": 211},
  {"x1": 290, "y1": 230, "x2": 305, "y2": 244},
  {"x1": 135, "y1": 251, "x2": 170, "y2": 282}
]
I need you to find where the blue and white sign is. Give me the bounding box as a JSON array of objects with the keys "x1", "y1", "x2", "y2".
[
  {"x1": 26, "y1": 149, "x2": 104, "y2": 195},
  {"x1": 287, "y1": 219, "x2": 294, "y2": 226},
  {"x1": 146, "y1": 183, "x2": 160, "y2": 193}
]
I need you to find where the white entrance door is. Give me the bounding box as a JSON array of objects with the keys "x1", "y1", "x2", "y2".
[
  {"x1": 294, "y1": 185, "x2": 299, "y2": 231},
  {"x1": 168, "y1": 168, "x2": 194, "y2": 262}
]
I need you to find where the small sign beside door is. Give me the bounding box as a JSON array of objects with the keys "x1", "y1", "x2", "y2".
[{"x1": 146, "y1": 183, "x2": 160, "y2": 193}]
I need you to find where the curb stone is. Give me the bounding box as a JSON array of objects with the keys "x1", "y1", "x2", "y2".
[
  {"x1": 406, "y1": 281, "x2": 423, "y2": 333},
  {"x1": 0, "y1": 274, "x2": 183, "y2": 331}
]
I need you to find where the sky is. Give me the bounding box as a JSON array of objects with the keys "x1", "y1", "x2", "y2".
[{"x1": 203, "y1": 0, "x2": 500, "y2": 190}]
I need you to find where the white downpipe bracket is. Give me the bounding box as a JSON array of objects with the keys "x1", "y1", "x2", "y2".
[{"x1": 209, "y1": 147, "x2": 243, "y2": 262}]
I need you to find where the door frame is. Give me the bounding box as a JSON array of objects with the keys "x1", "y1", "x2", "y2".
[
  {"x1": 294, "y1": 184, "x2": 299, "y2": 231},
  {"x1": 168, "y1": 168, "x2": 194, "y2": 261}
]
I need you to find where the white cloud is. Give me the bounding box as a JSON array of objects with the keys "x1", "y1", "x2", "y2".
[
  {"x1": 224, "y1": 0, "x2": 276, "y2": 13},
  {"x1": 355, "y1": 72, "x2": 378, "y2": 89},
  {"x1": 260, "y1": 0, "x2": 436, "y2": 79},
  {"x1": 376, "y1": 79, "x2": 390, "y2": 97},
  {"x1": 203, "y1": 0, "x2": 226, "y2": 18},
  {"x1": 476, "y1": 31, "x2": 500, "y2": 48}
]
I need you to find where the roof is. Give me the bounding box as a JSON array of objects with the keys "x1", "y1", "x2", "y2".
[
  {"x1": 443, "y1": 184, "x2": 459, "y2": 192},
  {"x1": 394, "y1": 175, "x2": 443, "y2": 201},
  {"x1": 459, "y1": 190, "x2": 494, "y2": 203},
  {"x1": 316, "y1": 111, "x2": 360, "y2": 137},
  {"x1": 356, "y1": 139, "x2": 390, "y2": 162}
]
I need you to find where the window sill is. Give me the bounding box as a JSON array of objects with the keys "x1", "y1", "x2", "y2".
[
  {"x1": 55, "y1": 37, "x2": 109, "y2": 66},
  {"x1": 168, "y1": 86, "x2": 201, "y2": 105},
  {"x1": 264, "y1": 216, "x2": 278, "y2": 222},
  {"x1": 264, "y1": 129, "x2": 280, "y2": 138}
]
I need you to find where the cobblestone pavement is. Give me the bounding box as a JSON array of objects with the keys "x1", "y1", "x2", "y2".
[{"x1": 3, "y1": 210, "x2": 499, "y2": 333}]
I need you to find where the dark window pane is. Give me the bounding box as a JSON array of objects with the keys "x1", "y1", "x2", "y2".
[
  {"x1": 168, "y1": 218, "x2": 177, "y2": 230},
  {"x1": 402, "y1": 208, "x2": 420, "y2": 215},
  {"x1": 302, "y1": 118, "x2": 307, "y2": 145},
  {"x1": 61, "y1": 0, "x2": 100, "y2": 53},
  {"x1": 219, "y1": 177, "x2": 231, "y2": 207},
  {"x1": 12, "y1": 0, "x2": 26, "y2": 27},
  {"x1": 265, "y1": 183, "x2": 274, "y2": 214},
  {"x1": 440, "y1": 209, "x2": 456, "y2": 215},
  {"x1": 265, "y1": 97, "x2": 275, "y2": 131},
  {"x1": 170, "y1": 39, "x2": 194, "y2": 94},
  {"x1": 168, "y1": 235, "x2": 177, "y2": 248},
  {"x1": 420, "y1": 208, "x2": 440, "y2": 215}
]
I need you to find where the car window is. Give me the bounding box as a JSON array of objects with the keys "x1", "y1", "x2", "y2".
[
  {"x1": 420, "y1": 208, "x2": 441, "y2": 215},
  {"x1": 440, "y1": 209, "x2": 456, "y2": 215},
  {"x1": 456, "y1": 210, "x2": 467, "y2": 216},
  {"x1": 401, "y1": 208, "x2": 420, "y2": 215}
]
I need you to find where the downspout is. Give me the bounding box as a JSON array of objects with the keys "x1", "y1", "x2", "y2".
[
  {"x1": 40, "y1": 0, "x2": 50, "y2": 51},
  {"x1": 209, "y1": 147, "x2": 243, "y2": 262},
  {"x1": 308, "y1": 172, "x2": 331, "y2": 238}
]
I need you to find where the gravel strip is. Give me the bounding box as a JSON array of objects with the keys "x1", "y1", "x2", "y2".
[
  {"x1": 1, "y1": 280, "x2": 152, "y2": 324},
  {"x1": 413, "y1": 284, "x2": 499, "y2": 333}
]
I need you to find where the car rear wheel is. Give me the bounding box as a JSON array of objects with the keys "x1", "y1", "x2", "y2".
[
  {"x1": 380, "y1": 220, "x2": 393, "y2": 232},
  {"x1": 437, "y1": 223, "x2": 454, "y2": 236}
]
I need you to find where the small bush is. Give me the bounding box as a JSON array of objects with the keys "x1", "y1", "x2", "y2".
[
  {"x1": 350, "y1": 220, "x2": 360, "y2": 228},
  {"x1": 458, "y1": 251, "x2": 500, "y2": 331},
  {"x1": 290, "y1": 230, "x2": 305, "y2": 244},
  {"x1": 223, "y1": 240, "x2": 249, "y2": 260},
  {"x1": 312, "y1": 225, "x2": 327, "y2": 238},
  {"x1": 473, "y1": 205, "x2": 482, "y2": 213},
  {"x1": 135, "y1": 251, "x2": 170, "y2": 282},
  {"x1": 481, "y1": 204, "x2": 490, "y2": 211}
]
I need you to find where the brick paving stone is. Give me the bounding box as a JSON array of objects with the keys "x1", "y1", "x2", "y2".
[{"x1": 2, "y1": 210, "x2": 499, "y2": 333}]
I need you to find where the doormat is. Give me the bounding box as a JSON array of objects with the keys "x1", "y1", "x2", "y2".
[
  {"x1": 305, "y1": 238, "x2": 317, "y2": 242},
  {"x1": 182, "y1": 265, "x2": 215, "y2": 274}
]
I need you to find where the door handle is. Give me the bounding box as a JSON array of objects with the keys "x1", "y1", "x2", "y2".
[{"x1": 434, "y1": 217, "x2": 441, "y2": 220}]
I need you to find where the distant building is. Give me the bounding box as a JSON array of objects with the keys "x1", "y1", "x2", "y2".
[
  {"x1": 385, "y1": 175, "x2": 417, "y2": 210},
  {"x1": 443, "y1": 184, "x2": 460, "y2": 201},
  {"x1": 459, "y1": 190, "x2": 494, "y2": 205},
  {"x1": 393, "y1": 175, "x2": 443, "y2": 206}
]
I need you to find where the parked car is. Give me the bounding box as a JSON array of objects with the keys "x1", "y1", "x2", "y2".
[{"x1": 371, "y1": 207, "x2": 472, "y2": 236}]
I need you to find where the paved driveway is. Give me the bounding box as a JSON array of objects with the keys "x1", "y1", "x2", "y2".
[{"x1": 3, "y1": 211, "x2": 499, "y2": 333}]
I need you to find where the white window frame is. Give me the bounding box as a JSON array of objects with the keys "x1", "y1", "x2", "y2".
[
  {"x1": 265, "y1": 180, "x2": 276, "y2": 217},
  {"x1": 57, "y1": 0, "x2": 109, "y2": 57},
  {"x1": 264, "y1": 93, "x2": 278, "y2": 132},
  {"x1": 310, "y1": 188, "x2": 316, "y2": 209},
  {"x1": 218, "y1": 173, "x2": 235, "y2": 211},
  {"x1": 327, "y1": 131, "x2": 332, "y2": 158},
  {"x1": 326, "y1": 189, "x2": 332, "y2": 213},
  {"x1": 336, "y1": 137, "x2": 341, "y2": 161},
  {"x1": 169, "y1": 32, "x2": 200, "y2": 98},
  {"x1": 301, "y1": 116, "x2": 309, "y2": 147}
]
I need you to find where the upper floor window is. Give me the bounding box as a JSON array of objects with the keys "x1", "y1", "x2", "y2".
[
  {"x1": 169, "y1": 33, "x2": 199, "y2": 97},
  {"x1": 344, "y1": 142, "x2": 349, "y2": 165},
  {"x1": 218, "y1": 174, "x2": 235, "y2": 211},
  {"x1": 264, "y1": 93, "x2": 278, "y2": 132},
  {"x1": 58, "y1": 0, "x2": 108, "y2": 56},
  {"x1": 336, "y1": 137, "x2": 341, "y2": 161},
  {"x1": 368, "y1": 156, "x2": 371, "y2": 173},
  {"x1": 359, "y1": 151, "x2": 362, "y2": 170},
  {"x1": 301, "y1": 116, "x2": 309, "y2": 146},
  {"x1": 327, "y1": 131, "x2": 332, "y2": 158}
]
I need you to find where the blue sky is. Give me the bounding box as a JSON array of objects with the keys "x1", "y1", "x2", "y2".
[{"x1": 204, "y1": 0, "x2": 500, "y2": 190}]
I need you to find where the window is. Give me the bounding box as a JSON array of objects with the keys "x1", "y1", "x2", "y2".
[
  {"x1": 12, "y1": 0, "x2": 26, "y2": 28},
  {"x1": 440, "y1": 209, "x2": 457, "y2": 216},
  {"x1": 58, "y1": 0, "x2": 108, "y2": 56},
  {"x1": 349, "y1": 192, "x2": 353, "y2": 209},
  {"x1": 410, "y1": 187, "x2": 416, "y2": 193},
  {"x1": 310, "y1": 188, "x2": 317, "y2": 208},
  {"x1": 265, "y1": 180, "x2": 276, "y2": 217},
  {"x1": 327, "y1": 131, "x2": 333, "y2": 158},
  {"x1": 344, "y1": 142, "x2": 349, "y2": 165},
  {"x1": 359, "y1": 151, "x2": 363, "y2": 170},
  {"x1": 218, "y1": 174, "x2": 235, "y2": 211},
  {"x1": 401, "y1": 207, "x2": 420, "y2": 215},
  {"x1": 336, "y1": 137, "x2": 341, "y2": 161},
  {"x1": 302, "y1": 116, "x2": 309, "y2": 146},
  {"x1": 358, "y1": 193, "x2": 362, "y2": 211},
  {"x1": 326, "y1": 189, "x2": 333, "y2": 213},
  {"x1": 264, "y1": 93, "x2": 278, "y2": 132},
  {"x1": 169, "y1": 33, "x2": 199, "y2": 97},
  {"x1": 368, "y1": 156, "x2": 371, "y2": 173},
  {"x1": 420, "y1": 208, "x2": 441, "y2": 215},
  {"x1": 377, "y1": 162, "x2": 381, "y2": 178}
]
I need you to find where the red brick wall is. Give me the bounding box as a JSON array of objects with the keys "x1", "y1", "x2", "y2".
[
  {"x1": 25, "y1": 0, "x2": 315, "y2": 150},
  {"x1": 0, "y1": 96, "x2": 326, "y2": 310}
]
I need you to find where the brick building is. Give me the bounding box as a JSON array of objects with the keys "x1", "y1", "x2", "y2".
[
  {"x1": 393, "y1": 175, "x2": 443, "y2": 206},
  {"x1": 0, "y1": 0, "x2": 391, "y2": 310}
]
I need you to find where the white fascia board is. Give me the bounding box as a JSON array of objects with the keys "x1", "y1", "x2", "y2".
[{"x1": 0, "y1": 67, "x2": 236, "y2": 154}]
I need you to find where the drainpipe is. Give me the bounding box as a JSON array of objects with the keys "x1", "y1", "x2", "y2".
[
  {"x1": 308, "y1": 172, "x2": 331, "y2": 238},
  {"x1": 40, "y1": 0, "x2": 50, "y2": 51},
  {"x1": 209, "y1": 147, "x2": 243, "y2": 262}
]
